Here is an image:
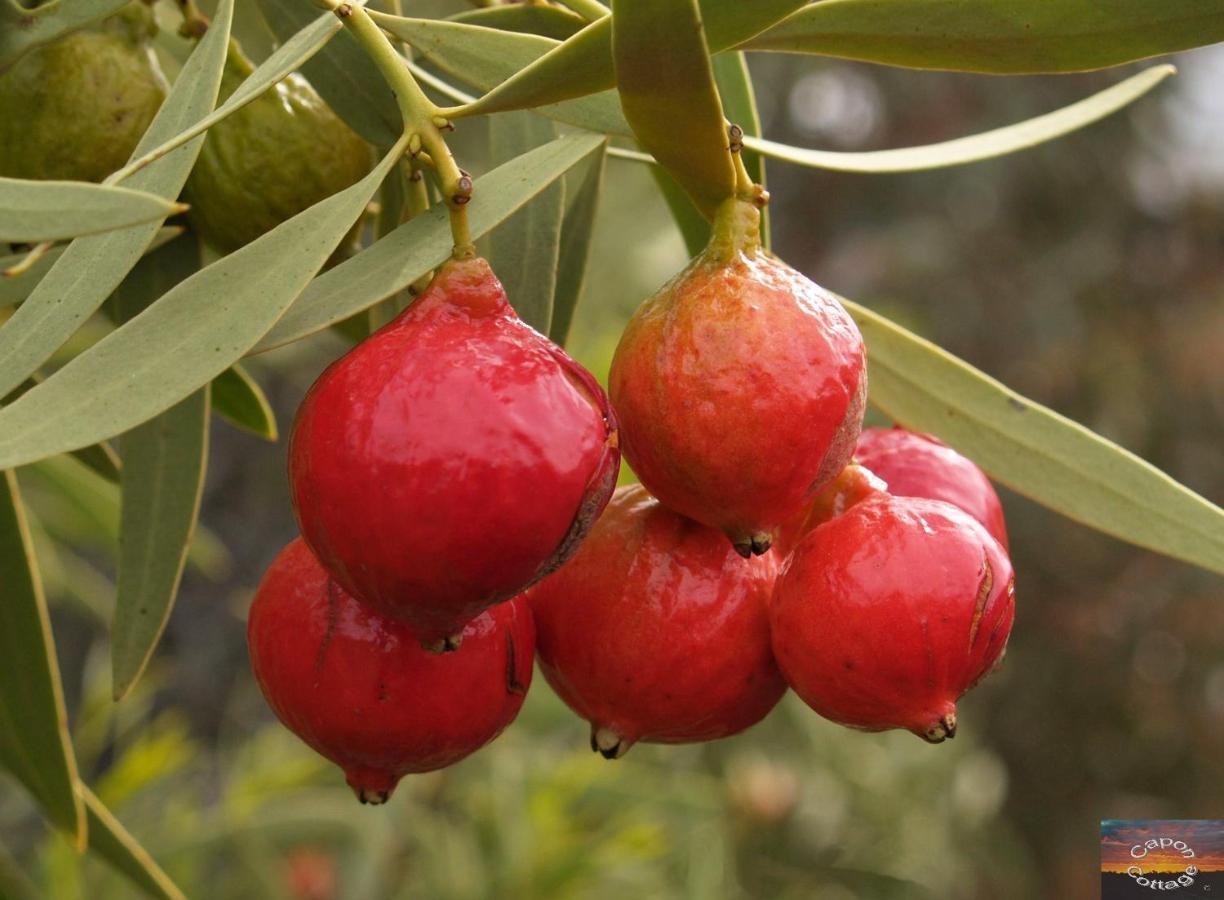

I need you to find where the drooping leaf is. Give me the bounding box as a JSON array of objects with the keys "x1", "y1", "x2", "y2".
[
  {"x1": 0, "y1": 179, "x2": 184, "y2": 243},
  {"x1": 451, "y1": 4, "x2": 587, "y2": 40},
  {"x1": 612, "y1": 0, "x2": 735, "y2": 219},
  {"x1": 487, "y1": 112, "x2": 564, "y2": 333},
  {"x1": 109, "y1": 236, "x2": 209, "y2": 702},
  {"x1": 110, "y1": 12, "x2": 343, "y2": 185},
  {"x1": 256, "y1": 0, "x2": 400, "y2": 145},
  {"x1": 82, "y1": 785, "x2": 186, "y2": 900},
  {"x1": 742, "y1": 0, "x2": 1224, "y2": 74},
  {"x1": 742, "y1": 65, "x2": 1176, "y2": 172},
  {"x1": 550, "y1": 143, "x2": 607, "y2": 347},
  {"x1": 650, "y1": 165, "x2": 710, "y2": 257},
  {"x1": 0, "y1": 228, "x2": 184, "y2": 311},
  {"x1": 712, "y1": 51, "x2": 768, "y2": 247},
  {"x1": 0, "y1": 470, "x2": 85, "y2": 845},
  {"x1": 254, "y1": 132, "x2": 606, "y2": 353},
  {"x1": 0, "y1": 137, "x2": 407, "y2": 471},
  {"x1": 0, "y1": 0, "x2": 235, "y2": 399},
  {"x1": 0, "y1": 0, "x2": 128, "y2": 72},
  {"x1": 843, "y1": 298, "x2": 1224, "y2": 576},
  {"x1": 374, "y1": 1, "x2": 805, "y2": 117},
  {"x1": 211, "y1": 365, "x2": 278, "y2": 441}
]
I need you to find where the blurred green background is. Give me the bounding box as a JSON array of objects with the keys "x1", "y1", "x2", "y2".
[{"x1": 2, "y1": 3, "x2": 1223, "y2": 898}]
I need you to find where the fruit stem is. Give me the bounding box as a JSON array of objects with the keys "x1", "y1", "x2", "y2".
[
  {"x1": 331, "y1": 1, "x2": 475, "y2": 259},
  {"x1": 707, "y1": 197, "x2": 761, "y2": 263}
]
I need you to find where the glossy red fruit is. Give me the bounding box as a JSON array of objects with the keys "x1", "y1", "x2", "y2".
[
  {"x1": 247, "y1": 538, "x2": 534, "y2": 804},
  {"x1": 530, "y1": 484, "x2": 787, "y2": 759},
  {"x1": 609, "y1": 198, "x2": 866, "y2": 558},
  {"x1": 289, "y1": 257, "x2": 619, "y2": 648},
  {"x1": 771, "y1": 494, "x2": 1015, "y2": 743},
  {"x1": 855, "y1": 427, "x2": 1009, "y2": 550}
]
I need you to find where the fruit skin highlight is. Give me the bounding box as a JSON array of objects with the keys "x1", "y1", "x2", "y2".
[
  {"x1": 289, "y1": 257, "x2": 619, "y2": 648},
  {"x1": 247, "y1": 538, "x2": 535, "y2": 804},
  {"x1": 609, "y1": 198, "x2": 866, "y2": 558},
  {"x1": 0, "y1": 3, "x2": 167, "y2": 183},
  {"x1": 854, "y1": 426, "x2": 1009, "y2": 550},
  {"x1": 184, "y1": 41, "x2": 373, "y2": 255},
  {"x1": 771, "y1": 494, "x2": 1015, "y2": 743},
  {"x1": 530, "y1": 484, "x2": 787, "y2": 759}
]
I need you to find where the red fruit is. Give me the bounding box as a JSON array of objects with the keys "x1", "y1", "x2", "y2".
[
  {"x1": 247, "y1": 538, "x2": 534, "y2": 803},
  {"x1": 609, "y1": 198, "x2": 866, "y2": 558},
  {"x1": 771, "y1": 494, "x2": 1015, "y2": 743},
  {"x1": 530, "y1": 484, "x2": 787, "y2": 758},
  {"x1": 855, "y1": 427, "x2": 1009, "y2": 550},
  {"x1": 289, "y1": 257, "x2": 619, "y2": 647}
]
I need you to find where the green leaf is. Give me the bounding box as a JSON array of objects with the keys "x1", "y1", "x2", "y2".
[
  {"x1": 0, "y1": 0, "x2": 127, "y2": 72},
  {"x1": 741, "y1": 0, "x2": 1224, "y2": 74},
  {"x1": 376, "y1": 1, "x2": 805, "y2": 117},
  {"x1": 742, "y1": 65, "x2": 1176, "y2": 173},
  {"x1": 0, "y1": 470, "x2": 85, "y2": 845},
  {"x1": 712, "y1": 51, "x2": 768, "y2": 247},
  {"x1": 0, "y1": 0, "x2": 235, "y2": 399},
  {"x1": 0, "y1": 838, "x2": 40, "y2": 900},
  {"x1": 70, "y1": 441, "x2": 122, "y2": 484},
  {"x1": 109, "y1": 236, "x2": 210, "y2": 702},
  {"x1": 451, "y1": 4, "x2": 587, "y2": 40},
  {"x1": 651, "y1": 165, "x2": 710, "y2": 257},
  {"x1": 109, "y1": 12, "x2": 343, "y2": 185},
  {"x1": 0, "y1": 228, "x2": 185, "y2": 312},
  {"x1": 0, "y1": 178, "x2": 185, "y2": 243},
  {"x1": 843, "y1": 298, "x2": 1224, "y2": 576},
  {"x1": 211, "y1": 365, "x2": 277, "y2": 441},
  {"x1": 254, "y1": 132, "x2": 606, "y2": 353},
  {"x1": 112, "y1": 388, "x2": 209, "y2": 701},
  {"x1": 82, "y1": 785, "x2": 186, "y2": 900},
  {"x1": 612, "y1": 0, "x2": 734, "y2": 219},
  {"x1": 487, "y1": 112, "x2": 564, "y2": 333},
  {"x1": 256, "y1": 0, "x2": 400, "y2": 145},
  {"x1": 0, "y1": 137, "x2": 407, "y2": 471},
  {"x1": 550, "y1": 143, "x2": 606, "y2": 347}
]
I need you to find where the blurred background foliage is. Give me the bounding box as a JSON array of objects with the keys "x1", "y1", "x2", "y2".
[{"x1": 2, "y1": 1, "x2": 1223, "y2": 898}]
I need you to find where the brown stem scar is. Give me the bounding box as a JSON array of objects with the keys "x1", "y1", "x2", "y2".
[{"x1": 967, "y1": 557, "x2": 994, "y2": 650}]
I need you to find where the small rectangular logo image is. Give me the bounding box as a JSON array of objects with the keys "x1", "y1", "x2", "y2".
[{"x1": 1102, "y1": 820, "x2": 1224, "y2": 898}]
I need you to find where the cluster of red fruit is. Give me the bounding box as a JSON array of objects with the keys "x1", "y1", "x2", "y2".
[{"x1": 247, "y1": 197, "x2": 1016, "y2": 804}]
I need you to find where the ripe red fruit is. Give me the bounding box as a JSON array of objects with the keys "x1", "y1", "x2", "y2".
[
  {"x1": 247, "y1": 538, "x2": 535, "y2": 804},
  {"x1": 289, "y1": 257, "x2": 619, "y2": 648},
  {"x1": 609, "y1": 199, "x2": 866, "y2": 558},
  {"x1": 771, "y1": 494, "x2": 1015, "y2": 743},
  {"x1": 530, "y1": 484, "x2": 787, "y2": 759},
  {"x1": 854, "y1": 427, "x2": 1009, "y2": 550}
]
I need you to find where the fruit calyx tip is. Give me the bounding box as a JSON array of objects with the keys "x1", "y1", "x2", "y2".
[
  {"x1": 921, "y1": 711, "x2": 958, "y2": 744},
  {"x1": 590, "y1": 725, "x2": 631, "y2": 760}
]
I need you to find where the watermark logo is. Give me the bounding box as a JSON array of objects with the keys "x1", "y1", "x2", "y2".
[{"x1": 1102, "y1": 821, "x2": 1224, "y2": 898}]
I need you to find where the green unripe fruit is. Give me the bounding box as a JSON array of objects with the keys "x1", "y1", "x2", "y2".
[
  {"x1": 184, "y1": 42, "x2": 374, "y2": 254},
  {"x1": 0, "y1": 3, "x2": 167, "y2": 183}
]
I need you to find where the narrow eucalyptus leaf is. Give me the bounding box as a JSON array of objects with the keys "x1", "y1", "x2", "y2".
[
  {"x1": 212, "y1": 365, "x2": 278, "y2": 441},
  {"x1": 488, "y1": 112, "x2": 564, "y2": 333},
  {"x1": 550, "y1": 144, "x2": 606, "y2": 347},
  {"x1": 0, "y1": 137, "x2": 406, "y2": 470},
  {"x1": 0, "y1": 178, "x2": 183, "y2": 243},
  {"x1": 254, "y1": 132, "x2": 605, "y2": 353},
  {"x1": 844, "y1": 298, "x2": 1224, "y2": 576},
  {"x1": 451, "y1": 4, "x2": 587, "y2": 40},
  {"x1": 0, "y1": 0, "x2": 235, "y2": 399},
  {"x1": 0, "y1": 470, "x2": 85, "y2": 844},
  {"x1": 82, "y1": 785, "x2": 186, "y2": 900}
]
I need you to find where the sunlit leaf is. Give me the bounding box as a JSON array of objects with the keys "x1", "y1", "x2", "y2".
[
  {"x1": 110, "y1": 237, "x2": 210, "y2": 703},
  {"x1": 612, "y1": 0, "x2": 735, "y2": 219},
  {"x1": 488, "y1": 112, "x2": 564, "y2": 333},
  {"x1": 82, "y1": 785, "x2": 186, "y2": 900},
  {"x1": 844, "y1": 298, "x2": 1224, "y2": 576},
  {"x1": 254, "y1": 132, "x2": 605, "y2": 353},
  {"x1": 743, "y1": 65, "x2": 1176, "y2": 172},
  {"x1": 0, "y1": 137, "x2": 407, "y2": 470},
  {"x1": 212, "y1": 365, "x2": 278, "y2": 441},
  {"x1": 451, "y1": 4, "x2": 587, "y2": 40},
  {"x1": 742, "y1": 0, "x2": 1224, "y2": 74},
  {"x1": 550, "y1": 143, "x2": 606, "y2": 347},
  {"x1": 0, "y1": 470, "x2": 85, "y2": 845},
  {"x1": 0, "y1": 0, "x2": 127, "y2": 72},
  {"x1": 0, "y1": 178, "x2": 184, "y2": 243},
  {"x1": 256, "y1": 0, "x2": 400, "y2": 145},
  {"x1": 0, "y1": 0, "x2": 235, "y2": 399}
]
